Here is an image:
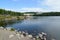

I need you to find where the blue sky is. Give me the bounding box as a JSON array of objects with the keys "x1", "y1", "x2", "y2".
[{"x1": 0, "y1": 0, "x2": 60, "y2": 12}]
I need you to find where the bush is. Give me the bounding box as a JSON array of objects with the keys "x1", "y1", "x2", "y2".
[{"x1": 10, "y1": 28, "x2": 15, "y2": 31}]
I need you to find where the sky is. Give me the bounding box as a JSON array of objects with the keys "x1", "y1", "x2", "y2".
[{"x1": 0, "y1": 0, "x2": 60, "y2": 12}]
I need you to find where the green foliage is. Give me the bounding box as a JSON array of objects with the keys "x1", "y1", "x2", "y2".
[
  {"x1": 17, "y1": 16, "x2": 20, "y2": 20},
  {"x1": 10, "y1": 28, "x2": 15, "y2": 31},
  {"x1": 33, "y1": 12, "x2": 60, "y2": 16},
  {"x1": 0, "y1": 8, "x2": 60, "y2": 16},
  {"x1": 0, "y1": 9, "x2": 24, "y2": 16}
]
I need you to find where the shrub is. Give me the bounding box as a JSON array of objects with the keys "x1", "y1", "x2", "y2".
[{"x1": 10, "y1": 28, "x2": 15, "y2": 31}]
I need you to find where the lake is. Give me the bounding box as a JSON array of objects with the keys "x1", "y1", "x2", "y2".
[{"x1": 2, "y1": 16, "x2": 60, "y2": 40}]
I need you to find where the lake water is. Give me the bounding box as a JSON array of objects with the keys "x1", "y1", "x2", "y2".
[{"x1": 6, "y1": 16, "x2": 60, "y2": 40}]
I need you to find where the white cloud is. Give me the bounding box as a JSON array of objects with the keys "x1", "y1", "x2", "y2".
[
  {"x1": 4, "y1": 8, "x2": 51, "y2": 12},
  {"x1": 19, "y1": 0, "x2": 60, "y2": 12},
  {"x1": 19, "y1": 8, "x2": 49, "y2": 12},
  {"x1": 5, "y1": 0, "x2": 60, "y2": 12},
  {"x1": 41, "y1": 0, "x2": 60, "y2": 11}
]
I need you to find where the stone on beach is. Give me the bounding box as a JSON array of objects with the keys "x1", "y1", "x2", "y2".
[
  {"x1": 28, "y1": 35, "x2": 33, "y2": 38},
  {"x1": 9, "y1": 34, "x2": 14, "y2": 38},
  {"x1": 21, "y1": 34, "x2": 24, "y2": 38},
  {"x1": 42, "y1": 32, "x2": 47, "y2": 35},
  {"x1": 0, "y1": 27, "x2": 4, "y2": 30}
]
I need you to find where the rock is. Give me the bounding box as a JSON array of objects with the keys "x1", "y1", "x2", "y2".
[
  {"x1": 28, "y1": 35, "x2": 33, "y2": 38},
  {"x1": 21, "y1": 34, "x2": 24, "y2": 38},
  {"x1": 0, "y1": 27, "x2": 4, "y2": 30},
  {"x1": 9, "y1": 34, "x2": 14, "y2": 38},
  {"x1": 42, "y1": 32, "x2": 47, "y2": 35}
]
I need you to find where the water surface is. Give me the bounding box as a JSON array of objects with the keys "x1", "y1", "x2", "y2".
[{"x1": 6, "y1": 16, "x2": 60, "y2": 40}]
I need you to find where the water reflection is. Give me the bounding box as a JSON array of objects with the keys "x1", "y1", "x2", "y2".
[{"x1": 0, "y1": 19, "x2": 24, "y2": 28}]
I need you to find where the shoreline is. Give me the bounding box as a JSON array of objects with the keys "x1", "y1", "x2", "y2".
[
  {"x1": 0, "y1": 27, "x2": 47, "y2": 40},
  {"x1": 0, "y1": 15, "x2": 25, "y2": 21}
]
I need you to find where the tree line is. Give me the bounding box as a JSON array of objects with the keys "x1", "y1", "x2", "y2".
[
  {"x1": 33, "y1": 12, "x2": 60, "y2": 16},
  {"x1": 0, "y1": 9, "x2": 60, "y2": 16},
  {"x1": 0, "y1": 9, "x2": 24, "y2": 16}
]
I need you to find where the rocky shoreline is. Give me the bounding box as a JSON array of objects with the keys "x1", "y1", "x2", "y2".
[{"x1": 0, "y1": 27, "x2": 47, "y2": 40}]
